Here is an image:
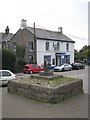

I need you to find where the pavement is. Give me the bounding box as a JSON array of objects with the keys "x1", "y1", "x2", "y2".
[
  {"x1": 2, "y1": 88, "x2": 88, "y2": 118},
  {"x1": 1, "y1": 66, "x2": 89, "y2": 119}
]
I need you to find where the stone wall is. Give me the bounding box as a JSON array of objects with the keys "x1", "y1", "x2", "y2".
[{"x1": 7, "y1": 79, "x2": 83, "y2": 103}]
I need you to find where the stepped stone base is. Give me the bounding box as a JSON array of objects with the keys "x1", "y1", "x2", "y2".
[
  {"x1": 7, "y1": 78, "x2": 83, "y2": 103},
  {"x1": 31, "y1": 73, "x2": 63, "y2": 80},
  {"x1": 39, "y1": 70, "x2": 54, "y2": 76}
]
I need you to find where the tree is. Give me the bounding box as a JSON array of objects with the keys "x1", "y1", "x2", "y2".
[
  {"x1": 16, "y1": 44, "x2": 26, "y2": 59},
  {"x1": 15, "y1": 45, "x2": 27, "y2": 72},
  {"x1": 74, "y1": 49, "x2": 79, "y2": 62},
  {"x1": 2, "y1": 49, "x2": 16, "y2": 72}
]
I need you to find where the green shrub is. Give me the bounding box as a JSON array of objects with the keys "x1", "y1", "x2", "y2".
[
  {"x1": 2, "y1": 49, "x2": 16, "y2": 72},
  {"x1": 17, "y1": 58, "x2": 27, "y2": 66}
]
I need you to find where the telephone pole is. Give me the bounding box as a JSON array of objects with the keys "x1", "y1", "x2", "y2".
[{"x1": 34, "y1": 22, "x2": 37, "y2": 63}]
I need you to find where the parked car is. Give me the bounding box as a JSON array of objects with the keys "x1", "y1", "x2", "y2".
[
  {"x1": 54, "y1": 63, "x2": 72, "y2": 72},
  {"x1": 49, "y1": 65, "x2": 56, "y2": 70},
  {"x1": 71, "y1": 63, "x2": 85, "y2": 70},
  {"x1": 23, "y1": 64, "x2": 43, "y2": 74},
  {"x1": 0, "y1": 70, "x2": 17, "y2": 86}
]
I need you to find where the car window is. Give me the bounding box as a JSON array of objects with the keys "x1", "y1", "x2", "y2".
[
  {"x1": 64, "y1": 64, "x2": 68, "y2": 67},
  {"x1": 32, "y1": 64, "x2": 36, "y2": 68},
  {"x1": 36, "y1": 65, "x2": 40, "y2": 68},
  {"x1": 77, "y1": 63, "x2": 82, "y2": 66},
  {"x1": 2, "y1": 71, "x2": 11, "y2": 77}
]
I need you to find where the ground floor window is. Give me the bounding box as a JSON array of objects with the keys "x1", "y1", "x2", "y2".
[
  {"x1": 44, "y1": 55, "x2": 51, "y2": 65},
  {"x1": 56, "y1": 53, "x2": 70, "y2": 65},
  {"x1": 28, "y1": 55, "x2": 33, "y2": 62},
  {"x1": 52, "y1": 59, "x2": 55, "y2": 65},
  {"x1": 65, "y1": 55, "x2": 70, "y2": 64}
]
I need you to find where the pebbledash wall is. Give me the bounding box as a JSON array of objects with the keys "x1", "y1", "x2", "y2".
[{"x1": 37, "y1": 39, "x2": 74, "y2": 66}]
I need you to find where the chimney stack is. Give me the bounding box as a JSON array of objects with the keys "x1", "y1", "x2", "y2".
[
  {"x1": 5, "y1": 26, "x2": 9, "y2": 34},
  {"x1": 58, "y1": 27, "x2": 63, "y2": 34},
  {"x1": 20, "y1": 19, "x2": 27, "y2": 29}
]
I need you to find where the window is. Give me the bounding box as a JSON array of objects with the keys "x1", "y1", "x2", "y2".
[
  {"x1": 52, "y1": 59, "x2": 55, "y2": 65},
  {"x1": 66, "y1": 55, "x2": 70, "y2": 64},
  {"x1": 46, "y1": 42, "x2": 49, "y2": 51},
  {"x1": 28, "y1": 41, "x2": 33, "y2": 51},
  {"x1": 12, "y1": 42, "x2": 16, "y2": 51},
  {"x1": 28, "y1": 55, "x2": 33, "y2": 61},
  {"x1": 57, "y1": 42, "x2": 60, "y2": 51},
  {"x1": 44, "y1": 55, "x2": 51, "y2": 65},
  {"x1": 2, "y1": 71, "x2": 11, "y2": 77},
  {"x1": 53, "y1": 42, "x2": 60, "y2": 51},
  {"x1": 66, "y1": 43, "x2": 69, "y2": 52}
]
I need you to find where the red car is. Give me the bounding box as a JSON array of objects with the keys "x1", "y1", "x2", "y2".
[{"x1": 23, "y1": 64, "x2": 43, "y2": 74}]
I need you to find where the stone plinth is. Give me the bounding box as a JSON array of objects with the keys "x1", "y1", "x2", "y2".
[
  {"x1": 39, "y1": 70, "x2": 54, "y2": 76},
  {"x1": 31, "y1": 74, "x2": 63, "y2": 80},
  {"x1": 7, "y1": 79, "x2": 83, "y2": 103}
]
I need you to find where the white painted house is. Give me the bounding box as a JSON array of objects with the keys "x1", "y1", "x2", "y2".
[
  {"x1": 9, "y1": 20, "x2": 75, "y2": 66},
  {"x1": 27, "y1": 27, "x2": 75, "y2": 66}
]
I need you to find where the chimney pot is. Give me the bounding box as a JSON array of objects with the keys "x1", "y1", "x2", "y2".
[
  {"x1": 20, "y1": 19, "x2": 27, "y2": 29},
  {"x1": 5, "y1": 26, "x2": 9, "y2": 34},
  {"x1": 58, "y1": 27, "x2": 63, "y2": 33}
]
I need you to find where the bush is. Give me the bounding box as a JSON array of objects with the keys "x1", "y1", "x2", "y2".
[
  {"x1": 2, "y1": 49, "x2": 16, "y2": 72},
  {"x1": 17, "y1": 58, "x2": 27, "y2": 66}
]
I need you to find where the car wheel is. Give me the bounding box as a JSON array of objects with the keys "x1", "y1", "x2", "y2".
[
  {"x1": 69, "y1": 68, "x2": 72, "y2": 71},
  {"x1": 30, "y1": 70, "x2": 33, "y2": 74},
  {"x1": 62, "y1": 68, "x2": 64, "y2": 71},
  {"x1": 78, "y1": 67, "x2": 80, "y2": 70}
]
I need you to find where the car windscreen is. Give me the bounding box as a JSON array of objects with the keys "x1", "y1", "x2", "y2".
[{"x1": 57, "y1": 64, "x2": 63, "y2": 66}]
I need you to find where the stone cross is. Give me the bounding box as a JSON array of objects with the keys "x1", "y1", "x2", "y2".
[{"x1": 44, "y1": 59, "x2": 49, "y2": 72}]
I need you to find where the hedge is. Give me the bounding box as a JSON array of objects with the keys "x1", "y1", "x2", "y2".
[{"x1": 2, "y1": 49, "x2": 16, "y2": 72}]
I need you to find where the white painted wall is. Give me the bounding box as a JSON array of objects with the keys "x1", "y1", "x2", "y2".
[
  {"x1": 37, "y1": 39, "x2": 74, "y2": 66},
  {"x1": 0, "y1": 33, "x2": 2, "y2": 48}
]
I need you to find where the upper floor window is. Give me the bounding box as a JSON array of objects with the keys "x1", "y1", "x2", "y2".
[
  {"x1": 46, "y1": 42, "x2": 50, "y2": 51},
  {"x1": 66, "y1": 43, "x2": 69, "y2": 52},
  {"x1": 57, "y1": 42, "x2": 60, "y2": 51},
  {"x1": 12, "y1": 42, "x2": 16, "y2": 51},
  {"x1": 53, "y1": 42, "x2": 60, "y2": 51},
  {"x1": 28, "y1": 41, "x2": 33, "y2": 51}
]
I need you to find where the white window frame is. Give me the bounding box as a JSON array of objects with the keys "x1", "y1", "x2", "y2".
[
  {"x1": 46, "y1": 42, "x2": 50, "y2": 51},
  {"x1": 66, "y1": 43, "x2": 69, "y2": 52},
  {"x1": 12, "y1": 42, "x2": 16, "y2": 51},
  {"x1": 28, "y1": 41, "x2": 33, "y2": 51}
]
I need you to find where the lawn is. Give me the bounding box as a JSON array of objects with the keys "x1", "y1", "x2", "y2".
[{"x1": 18, "y1": 76, "x2": 77, "y2": 87}]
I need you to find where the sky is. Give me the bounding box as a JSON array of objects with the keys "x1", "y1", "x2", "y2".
[{"x1": 0, "y1": 0, "x2": 88, "y2": 51}]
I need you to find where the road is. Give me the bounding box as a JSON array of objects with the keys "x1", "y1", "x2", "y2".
[
  {"x1": 17, "y1": 66, "x2": 89, "y2": 93},
  {"x1": 54, "y1": 66, "x2": 89, "y2": 94}
]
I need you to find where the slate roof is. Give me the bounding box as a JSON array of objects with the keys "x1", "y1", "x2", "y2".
[
  {"x1": 26, "y1": 27, "x2": 75, "y2": 43},
  {"x1": 2, "y1": 33, "x2": 13, "y2": 42}
]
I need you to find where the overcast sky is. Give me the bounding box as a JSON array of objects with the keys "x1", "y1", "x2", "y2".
[{"x1": 0, "y1": 0, "x2": 88, "y2": 51}]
